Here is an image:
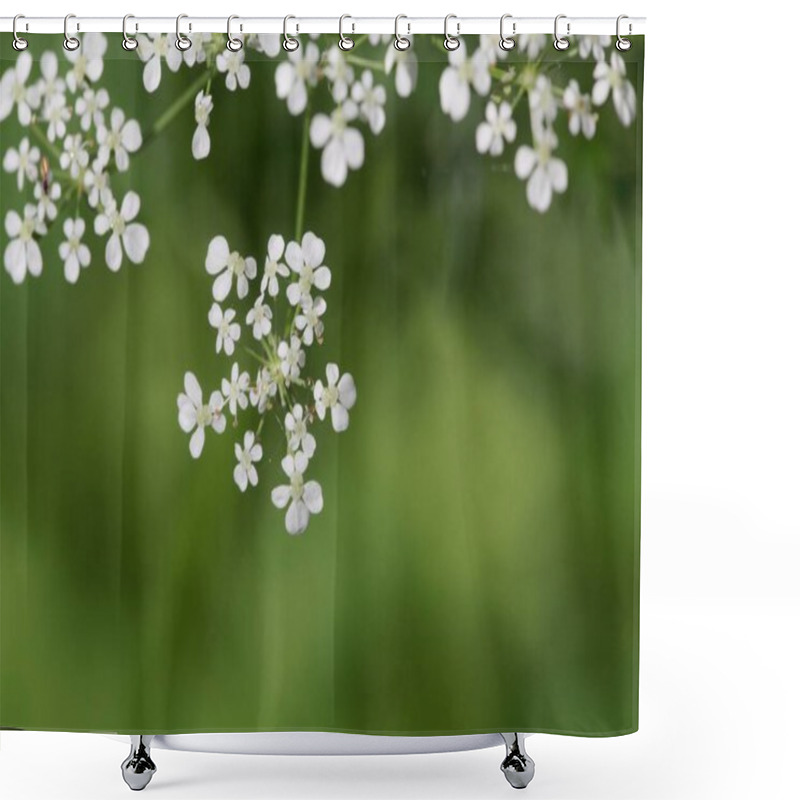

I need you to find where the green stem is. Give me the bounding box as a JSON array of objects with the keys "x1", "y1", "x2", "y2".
[
  {"x1": 143, "y1": 69, "x2": 214, "y2": 148},
  {"x1": 294, "y1": 105, "x2": 311, "y2": 242},
  {"x1": 344, "y1": 54, "x2": 386, "y2": 72},
  {"x1": 28, "y1": 123, "x2": 62, "y2": 163}
]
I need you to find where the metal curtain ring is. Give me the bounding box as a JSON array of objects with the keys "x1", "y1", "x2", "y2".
[
  {"x1": 553, "y1": 14, "x2": 570, "y2": 51},
  {"x1": 176, "y1": 14, "x2": 192, "y2": 51},
  {"x1": 444, "y1": 14, "x2": 460, "y2": 51},
  {"x1": 339, "y1": 14, "x2": 354, "y2": 50},
  {"x1": 394, "y1": 14, "x2": 411, "y2": 51},
  {"x1": 122, "y1": 14, "x2": 138, "y2": 51},
  {"x1": 63, "y1": 13, "x2": 80, "y2": 51},
  {"x1": 12, "y1": 14, "x2": 28, "y2": 51},
  {"x1": 616, "y1": 14, "x2": 632, "y2": 51},
  {"x1": 499, "y1": 13, "x2": 516, "y2": 51},
  {"x1": 283, "y1": 15, "x2": 299, "y2": 51},
  {"x1": 227, "y1": 15, "x2": 243, "y2": 51}
]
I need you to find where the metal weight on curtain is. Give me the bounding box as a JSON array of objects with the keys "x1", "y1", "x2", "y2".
[
  {"x1": 12, "y1": 14, "x2": 28, "y2": 50},
  {"x1": 499, "y1": 14, "x2": 516, "y2": 51},
  {"x1": 553, "y1": 14, "x2": 570, "y2": 50},
  {"x1": 443, "y1": 14, "x2": 460, "y2": 51},
  {"x1": 63, "y1": 13, "x2": 80, "y2": 51}
]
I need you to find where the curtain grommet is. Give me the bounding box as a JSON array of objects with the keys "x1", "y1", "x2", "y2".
[
  {"x1": 283, "y1": 15, "x2": 300, "y2": 52},
  {"x1": 444, "y1": 14, "x2": 460, "y2": 51},
  {"x1": 12, "y1": 14, "x2": 28, "y2": 51},
  {"x1": 63, "y1": 13, "x2": 80, "y2": 51}
]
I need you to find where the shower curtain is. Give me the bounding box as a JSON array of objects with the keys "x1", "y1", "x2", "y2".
[{"x1": 0, "y1": 30, "x2": 643, "y2": 737}]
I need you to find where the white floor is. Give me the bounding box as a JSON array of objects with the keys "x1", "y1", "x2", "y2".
[{"x1": 2, "y1": 598, "x2": 798, "y2": 800}]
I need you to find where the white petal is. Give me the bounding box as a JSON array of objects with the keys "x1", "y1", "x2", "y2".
[
  {"x1": 342, "y1": 128, "x2": 364, "y2": 170},
  {"x1": 178, "y1": 403, "x2": 197, "y2": 432},
  {"x1": 331, "y1": 403, "x2": 349, "y2": 432},
  {"x1": 514, "y1": 146, "x2": 536, "y2": 179},
  {"x1": 309, "y1": 114, "x2": 332, "y2": 148},
  {"x1": 122, "y1": 223, "x2": 150, "y2": 263},
  {"x1": 192, "y1": 124, "x2": 210, "y2": 159},
  {"x1": 326, "y1": 363, "x2": 340, "y2": 385},
  {"x1": 267, "y1": 234, "x2": 284, "y2": 261},
  {"x1": 313, "y1": 265, "x2": 331, "y2": 290},
  {"x1": 189, "y1": 426, "x2": 205, "y2": 458},
  {"x1": 321, "y1": 140, "x2": 348, "y2": 187},
  {"x1": 25, "y1": 240, "x2": 42, "y2": 277},
  {"x1": 303, "y1": 480, "x2": 323, "y2": 514},
  {"x1": 121, "y1": 120, "x2": 142, "y2": 153},
  {"x1": 143, "y1": 57, "x2": 161, "y2": 93},
  {"x1": 234, "y1": 464, "x2": 248, "y2": 492},
  {"x1": 212, "y1": 270, "x2": 233, "y2": 302},
  {"x1": 105, "y1": 234, "x2": 123, "y2": 271},
  {"x1": 120, "y1": 191, "x2": 140, "y2": 222},
  {"x1": 548, "y1": 159, "x2": 568, "y2": 193},
  {"x1": 337, "y1": 373, "x2": 357, "y2": 408},
  {"x1": 206, "y1": 235, "x2": 229, "y2": 275},
  {"x1": 271, "y1": 484, "x2": 291, "y2": 509},
  {"x1": 284, "y1": 240, "x2": 304, "y2": 272},
  {"x1": 527, "y1": 167, "x2": 553, "y2": 213},
  {"x1": 285, "y1": 500, "x2": 309, "y2": 535}
]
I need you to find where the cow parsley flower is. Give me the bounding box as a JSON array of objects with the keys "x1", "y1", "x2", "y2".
[
  {"x1": 182, "y1": 33, "x2": 212, "y2": 67},
  {"x1": 439, "y1": 45, "x2": 491, "y2": 122},
  {"x1": 352, "y1": 71, "x2": 386, "y2": 135},
  {"x1": 285, "y1": 404, "x2": 316, "y2": 457},
  {"x1": 75, "y1": 86, "x2": 109, "y2": 131},
  {"x1": 285, "y1": 232, "x2": 332, "y2": 307},
  {"x1": 563, "y1": 80, "x2": 596, "y2": 139},
  {"x1": 0, "y1": 51, "x2": 39, "y2": 125},
  {"x1": 518, "y1": 34, "x2": 547, "y2": 59},
  {"x1": 93, "y1": 191, "x2": 150, "y2": 271},
  {"x1": 324, "y1": 47, "x2": 355, "y2": 103},
  {"x1": 384, "y1": 42, "x2": 418, "y2": 98},
  {"x1": 270, "y1": 452, "x2": 323, "y2": 535},
  {"x1": 64, "y1": 33, "x2": 107, "y2": 93},
  {"x1": 246, "y1": 294, "x2": 273, "y2": 340},
  {"x1": 277, "y1": 336, "x2": 305, "y2": 383},
  {"x1": 476, "y1": 101, "x2": 516, "y2": 156},
  {"x1": 34, "y1": 180, "x2": 61, "y2": 223},
  {"x1": 249, "y1": 365, "x2": 278, "y2": 413},
  {"x1": 314, "y1": 363, "x2": 357, "y2": 433},
  {"x1": 221, "y1": 362, "x2": 250, "y2": 416},
  {"x1": 529, "y1": 75, "x2": 558, "y2": 128},
  {"x1": 310, "y1": 100, "x2": 365, "y2": 187},
  {"x1": 216, "y1": 49, "x2": 251, "y2": 92},
  {"x1": 208, "y1": 303, "x2": 241, "y2": 356},
  {"x1": 295, "y1": 296, "x2": 326, "y2": 346},
  {"x1": 205, "y1": 235, "x2": 257, "y2": 301},
  {"x1": 60, "y1": 134, "x2": 90, "y2": 179},
  {"x1": 275, "y1": 41, "x2": 320, "y2": 115},
  {"x1": 96, "y1": 108, "x2": 142, "y2": 172},
  {"x1": 234, "y1": 431, "x2": 263, "y2": 491},
  {"x1": 58, "y1": 217, "x2": 91, "y2": 283},
  {"x1": 83, "y1": 160, "x2": 112, "y2": 209},
  {"x1": 261, "y1": 234, "x2": 290, "y2": 298},
  {"x1": 579, "y1": 35, "x2": 611, "y2": 63},
  {"x1": 3, "y1": 205, "x2": 45, "y2": 284},
  {"x1": 251, "y1": 34, "x2": 281, "y2": 57},
  {"x1": 192, "y1": 91, "x2": 213, "y2": 160},
  {"x1": 514, "y1": 128, "x2": 568, "y2": 213},
  {"x1": 36, "y1": 51, "x2": 65, "y2": 105},
  {"x1": 593, "y1": 52, "x2": 636, "y2": 127},
  {"x1": 43, "y1": 94, "x2": 70, "y2": 142},
  {"x1": 177, "y1": 371, "x2": 226, "y2": 459},
  {"x1": 139, "y1": 34, "x2": 183, "y2": 93},
  {"x1": 3, "y1": 137, "x2": 40, "y2": 191}
]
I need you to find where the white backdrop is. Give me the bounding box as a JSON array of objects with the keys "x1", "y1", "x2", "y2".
[{"x1": 2, "y1": 1, "x2": 799, "y2": 798}]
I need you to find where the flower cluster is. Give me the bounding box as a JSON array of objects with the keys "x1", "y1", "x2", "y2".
[
  {"x1": 1, "y1": 39, "x2": 150, "y2": 284},
  {"x1": 441, "y1": 35, "x2": 637, "y2": 212},
  {"x1": 177, "y1": 230, "x2": 356, "y2": 535}
]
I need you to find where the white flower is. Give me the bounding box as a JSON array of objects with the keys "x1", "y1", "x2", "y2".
[
  {"x1": 83, "y1": 160, "x2": 112, "y2": 209},
  {"x1": 0, "y1": 51, "x2": 39, "y2": 125},
  {"x1": 3, "y1": 205, "x2": 45, "y2": 284},
  {"x1": 563, "y1": 79, "x2": 596, "y2": 139},
  {"x1": 324, "y1": 47, "x2": 355, "y2": 103},
  {"x1": 251, "y1": 34, "x2": 281, "y2": 57},
  {"x1": 579, "y1": 35, "x2": 611, "y2": 63},
  {"x1": 216, "y1": 49, "x2": 250, "y2": 92},
  {"x1": 285, "y1": 404, "x2": 316, "y2": 457},
  {"x1": 58, "y1": 217, "x2": 91, "y2": 283},
  {"x1": 518, "y1": 34, "x2": 547, "y2": 59},
  {"x1": 479, "y1": 34, "x2": 507, "y2": 65},
  {"x1": 59, "y1": 134, "x2": 90, "y2": 179},
  {"x1": 592, "y1": 52, "x2": 636, "y2": 127},
  {"x1": 476, "y1": 101, "x2": 516, "y2": 156},
  {"x1": 277, "y1": 336, "x2": 305, "y2": 383},
  {"x1": 3, "y1": 137, "x2": 40, "y2": 191},
  {"x1": 208, "y1": 302, "x2": 241, "y2": 356},
  {"x1": 138, "y1": 34, "x2": 183, "y2": 93},
  {"x1": 182, "y1": 34, "x2": 212, "y2": 67},
  {"x1": 310, "y1": 101, "x2": 364, "y2": 187},
  {"x1": 43, "y1": 94, "x2": 70, "y2": 142},
  {"x1": 514, "y1": 128, "x2": 568, "y2": 213},
  {"x1": 249, "y1": 365, "x2": 277, "y2": 413},
  {"x1": 275, "y1": 41, "x2": 319, "y2": 115},
  {"x1": 177, "y1": 371, "x2": 226, "y2": 459},
  {"x1": 246, "y1": 293, "x2": 273, "y2": 340},
  {"x1": 75, "y1": 87, "x2": 109, "y2": 131},
  {"x1": 64, "y1": 33, "x2": 107, "y2": 93},
  {"x1": 37, "y1": 51, "x2": 65, "y2": 105},
  {"x1": 96, "y1": 108, "x2": 142, "y2": 172},
  {"x1": 295, "y1": 296, "x2": 326, "y2": 345},
  {"x1": 205, "y1": 235, "x2": 257, "y2": 301},
  {"x1": 93, "y1": 191, "x2": 150, "y2": 271},
  {"x1": 234, "y1": 431, "x2": 263, "y2": 492},
  {"x1": 192, "y1": 91, "x2": 213, "y2": 160},
  {"x1": 285, "y1": 232, "x2": 332, "y2": 307},
  {"x1": 221, "y1": 362, "x2": 250, "y2": 415},
  {"x1": 384, "y1": 43, "x2": 417, "y2": 98},
  {"x1": 439, "y1": 45, "x2": 491, "y2": 122},
  {"x1": 270, "y1": 452, "x2": 323, "y2": 535},
  {"x1": 314, "y1": 363, "x2": 357, "y2": 433},
  {"x1": 352, "y1": 70, "x2": 386, "y2": 135},
  {"x1": 529, "y1": 75, "x2": 558, "y2": 128},
  {"x1": 260, "y1": 234, "x2": 290, "y2": 297},
  {"x1": 34, "y1": 180, "x2": 61, "y2": 223}
]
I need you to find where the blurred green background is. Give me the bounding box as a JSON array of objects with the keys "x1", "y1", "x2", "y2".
[{"x1": 1, "y1": 36, "x2": 642, "y2": 736}]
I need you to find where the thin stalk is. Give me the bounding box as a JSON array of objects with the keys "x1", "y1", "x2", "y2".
[
  {"x1": 294, "y1": 105, "x2": 311, "y2": 242},
  {"x1": 142, "y1": 69, "x2": 214, "y2": 148}
]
